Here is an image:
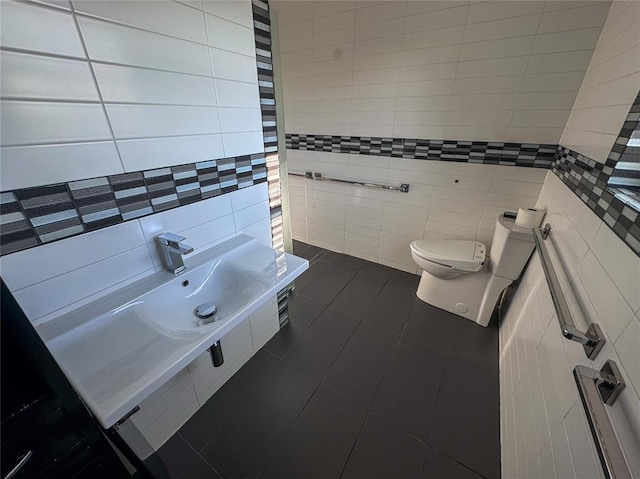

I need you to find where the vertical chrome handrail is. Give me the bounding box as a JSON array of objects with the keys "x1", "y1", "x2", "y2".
[
  {"x1": 574, "y1": 361, "x2": 630, "y2": 479},
  {"x1": 533, "y1": 224, "x2": 605, "y2": 359}
]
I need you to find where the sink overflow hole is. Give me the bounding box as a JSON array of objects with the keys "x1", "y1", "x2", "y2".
[{"x1": 181, "y1": 280, "x2": 189, "y2": 287}]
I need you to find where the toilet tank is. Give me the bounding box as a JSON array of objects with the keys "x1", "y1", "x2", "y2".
[{"x1": 489, "y1": 214, "x2": 535, "y2": 280}]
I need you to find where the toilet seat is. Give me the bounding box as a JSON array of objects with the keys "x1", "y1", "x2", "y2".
[{"x1": 410, "y1": 239, "x2": 486, "y2": 272}]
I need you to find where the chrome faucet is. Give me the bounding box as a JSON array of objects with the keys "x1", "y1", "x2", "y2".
[{"x1": 157, "y1": 233, "x2": 193, "y2": 274}]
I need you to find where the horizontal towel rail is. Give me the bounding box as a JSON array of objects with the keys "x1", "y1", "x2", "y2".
[
  {"x1": 533, "y1": 224, "x2": 605, "y2": 360},
  {"x1": 289, "y1": 171, "x2": 410, "y2": 193},
  {"x1": 574, "y1": 361, "x2": 630, "y2": 479}
]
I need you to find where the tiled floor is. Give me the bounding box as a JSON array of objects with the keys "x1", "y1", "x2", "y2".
[{"x1": 158, "y1": 241, "x2": 500, "y2": 479}]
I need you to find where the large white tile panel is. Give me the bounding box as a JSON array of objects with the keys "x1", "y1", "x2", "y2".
[
  {"x1": 139, "y1": 193, "x2": 231, "y2": 242},
  {"x1": 537, "y1": 3, "x2": 610, "y2": 34},
  {"x1": 210, "y1": 49, "x2": 258, "y2": 83},
  {"x1": 0, "y1": 220, "x2": 146, "y2": 291},
  {"x1": 14, "y1": 245, "x2": 154, "y2": 320},
  {"x1": 0, "y1": 1, "x2": 85, "y2": 57},
  {"x1": 203, "y1": 1, "x2": 253, "y2": 28},
  {"x1": 106, "y1": 105, "x2": 220, "y2": 139},
  {"x1": 93, "y1": 63, "x2": 216, "y2": 106},
  {"x1": 117, "y1": 134, "x2": 224, "y2": 171},
  {"x1": 222, "y1": 132, "x2": 264, "y2": 157},
  {"x1": 462, "y1": 14, "x2": 541, "y2": 43},
  {"x1": 218, "y1": 108, "x2": 262, "y2": 133},
  {"x1": 0, "y1": 52, "x2": 98, "y2": 101},
  {"x1": 0, "y1": 141, "x2": 123, "y2": 191},
  {"x1": 215, "y1": 80, "x2": 260, "y2": 108},
  {"x1": 73, "y1": 0, "x2": 208, "y2": 43},
  {"x1": 78, "y1": 16, "x2": 212, "y2": 76},
  {"x1": 589, "y1": 224, "x2": 640, "y2": 312},
  {"x1": 0, "y1": 101, "x2": 111, "y2": 146},
  {"x1": 467, "y1": 1, "x2": 544, "y2": 24},
  {"x1": 230, "y1": 183, "x2": 269, "y2": 212},
  {"x1": 204, "y1": 14, "x2": 255, "y2": 57}
]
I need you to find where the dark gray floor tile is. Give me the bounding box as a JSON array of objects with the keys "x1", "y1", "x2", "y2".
[
  {"x1": 260, "y1": 385, "x2": 366, "y2": 479},
  {"x1": 360, "y1": 261, "x2": 394, "y2": 281},
  {"x1": 292, "y1": 240, "x2": 311, "y2": 256},
  {"x1": 341, "y1": 413, "x2": 426, "y2": 479},
  {"x1": 363, "y1": 282, "x2": 416, "y2": 335},
  {"x1": 176, "y1": 455, "x2": 223, "y2": 479},
  {"x1": 422, "y1": 447, "x2": 484, "y2": 479},
  {"x1": 294, "y1": 259, "x2": 331, "y2": 292},
  {"x1": 429, "y1": 357, "x2": 500, "y2": 479},
  {"x1": 299, "y1": 264, "x2": 357, "y2": 305},
  {"x1": 390, "y1": 269, "x2": 421, "y2": 289},
  {"x1": 265, "y1": 296, "x2": 326, "y2": 357},
  {"x1": 200, "y1": 361, "x2": 319, "y2": 479},
  {"x1": 331, "y1": 271, "x2": 388, "y2": 318},
  {"x1": 318, "y1": 250, "x2": 341, "y2": 264},
  {"x1": 180, "y1": 349, "x2": 279, "y2": 451},
  {"x1": 157, "y1": 434, "x2": 197, "y2": 478},
  {"x1": 284, "y1": 307, "x2": 360, "y2": 379},
  {"x1": 333, "y1": 253, "x2": 366, "y2": 271},
  {"x1": 324, "y1": 322, "x2": 398, "y2": 407},
  {"x1": 298, "y1": 244, "x2": 325, "y2": 261},
  {"x1": 403, "y1": 299, "x2": 455, "y2": 354},
  {"x1": 448, "y1": 315, "x2": 499, "y2": 374},
  {"x1": 371, "y1": 339, "x2": 446, "y2": 441}
]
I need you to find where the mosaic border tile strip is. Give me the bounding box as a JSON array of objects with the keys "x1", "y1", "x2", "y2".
[
  {"x1": 253, "y1": 0, "x2": 284, "y2": 253},
  {"x1": 0, "y1": 153, "x2": 267, "y2": 256},
  {"x1": 286, "y1": 134, "x2": 557, "y2": 168},
  {"x1": 552, "y1": 92, "x2": 640, "y2": 257}
]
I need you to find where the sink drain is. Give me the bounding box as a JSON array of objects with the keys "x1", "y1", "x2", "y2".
[{"x1": 195, "y1": 303, "x2": 217, "y2": 320}]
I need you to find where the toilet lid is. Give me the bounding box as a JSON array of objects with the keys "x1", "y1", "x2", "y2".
[{"x1": 411, "y1": 240, "x2": 486, "y2": 269}]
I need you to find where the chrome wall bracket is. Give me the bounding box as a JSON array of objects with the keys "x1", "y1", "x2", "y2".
[{"x1": 574, "y1": 360, "x2": 630, "y2": 479}]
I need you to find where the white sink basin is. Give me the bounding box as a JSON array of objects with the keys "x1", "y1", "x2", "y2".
[
  {"x1": 37, "y1": 235, "x2": 308, "y2": 429},
  {"x1": 118, "y1": 260, "x2": 267, "y2": 338}
]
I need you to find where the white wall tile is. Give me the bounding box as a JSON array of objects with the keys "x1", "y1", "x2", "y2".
[
  {"x1": 1, "y1": 1, "x2": 85, "y2": 57},
  {"x1": 78, "y1": 16, "x2": 212, "y2": 76},
  {"x1": 204, "y1": 13, "x2": 255, "y2": 57},
  {"x1": 222, "y1": 132, "x2": 264, "y2": 157},
  {"x1": 106, "y1": 105, "x2": 220, "y2": 139},
  {"x1": 203, "y1": 1, "x2": 253, "y2": 28},
  {"x1": 211, "y1": 49, "x2": 258, "y2": 83},
  {"x1": 117, "y1": 134, "x2": 224, "y2": 171},
  {"x1": 93, "y1": 63, "x2": 216, "y2": 106},
  {"x1": 73, "y1": 0, "x2": 208, "y2": 43},
  {"x1": 0, "y1": 52, "x2": 98, "y2": 101},
  {"x1": 0, "y1": 101, "x2": 111, "y2": 146},
  {"x1": 0, "y1": 141, "x2": 123, "y2": 191},
  {"x1": 215, "y1": 79, "x2": 261, "y2": 108}
]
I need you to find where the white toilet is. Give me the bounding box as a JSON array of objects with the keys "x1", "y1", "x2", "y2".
[{"x1": 410, "y1": 214, "x2": 536, "y2": 327}]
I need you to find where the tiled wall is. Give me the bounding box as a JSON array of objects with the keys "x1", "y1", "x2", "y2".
[
  {"x1": 0, "y1": 0, "x2": 267, "y2": 255},
  {"x1": 0, "y1": 0, "x2": 272, "y2": 311},
  {"x1": 273, "y1": 0, "x2": 610, "y2": 144},
  {"x1": 499, "y1": 171, "x2": 640, "y2": 478},
  {"x1": 287, "y1": 149, "x2": 546, "y2": 273},
  {"x1": 560, "y1": 0, "x2": 640, "y2": 163}
]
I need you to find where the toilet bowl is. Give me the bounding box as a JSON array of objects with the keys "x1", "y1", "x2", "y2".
[
  {"x1": 410, "y1": 239, "x2": 486, "y2": 279},
  {"x1": 411, "y1": 214, "x2": 536, "y2": 327}
]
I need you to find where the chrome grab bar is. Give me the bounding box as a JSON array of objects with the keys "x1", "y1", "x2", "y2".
[
  {"x1": 574, "y1": 361, "x2": 630, "y2": 479},
  {"x1": 533, "y1": 224, "x2": 605, "y2": 359},
  {"x1": 288, "y1": 171, "x2": 409, "y2": 193}
]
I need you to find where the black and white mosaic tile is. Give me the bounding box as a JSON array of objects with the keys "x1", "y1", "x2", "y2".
[
  {"x1": 252, "y1": 0, "x2": 284, "y2": 253},
  {"x1": 286, "y1": 134, "x2": 557, "y2": 168},
  {"x1": 0, "y1": 154, "x2": 267, "y2": 256}
]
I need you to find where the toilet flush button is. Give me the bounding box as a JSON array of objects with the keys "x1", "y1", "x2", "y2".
[{"x1": 455, "y1": 303, "x2": 469, "y2": 314}]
